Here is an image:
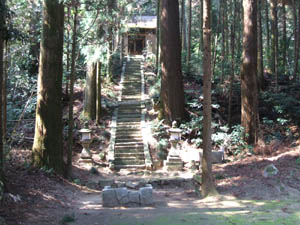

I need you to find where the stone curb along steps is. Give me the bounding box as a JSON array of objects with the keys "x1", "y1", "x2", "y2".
[{"x1": 108, "y1": 56, "x2": 152, "y2": 170}]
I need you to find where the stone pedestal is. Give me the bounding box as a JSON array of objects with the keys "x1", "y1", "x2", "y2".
[
  {"x1": 79, "y1": 139, "x2": 93, "y2": 163},
  {"x1": 164, "y1": 140, "x2": 183, "y2": 171}
]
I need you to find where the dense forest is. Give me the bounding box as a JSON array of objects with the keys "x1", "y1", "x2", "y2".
[{"x1": 1, "y1": 0, "x2": 300, "y2": 224}]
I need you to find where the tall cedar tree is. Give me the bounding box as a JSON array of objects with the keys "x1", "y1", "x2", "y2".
[
  {"x1": 270, "y1": 0, "x2": 278, "y2": 90},
  {"x1": 156, "y1": 0, "x2": 160, "y2": 73},
  {"x1": 84, "y1": 62, "x2": 97, "y2": 120},
  {"x1": 160, "y1": 0, "x2": 187, "y2": 123},
  {"x1": 257, "y1": 0, "x2": 265, "y2": 91},
  {"x1": 32, "y1": 0, "x2": 64, "y2": 174},
  {"x1": 0, "y1": 0, "x2": 6, "y2": 182},
  {"x1": 67, "y1": 3, "x2": 78, "y2": 179},
  {"x1": 241, "y1": 0, "x2": 259, "y2": 145},
  {"x1": 202, "y1": 0, "x2": 218, "y2": 197}
]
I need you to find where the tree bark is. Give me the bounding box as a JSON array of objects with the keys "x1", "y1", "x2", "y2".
[
  {"x1": 96, "y1": 61, "x2": 102, "y2": 124},
  {"x1": 270, "y1": 0, "x2": 278, "y2": 90},
  {"x1": 181, "y1": 0, "x2": 187, "y2": 52},
  {"x1": 199, "y1": 0, "x2": 203, "y2": 52},
  {"x1": 2, "y1": 41, "x2": 7, "y2": 143},
  {"x1": 293, "y1": 0, "x2": 300, "y2": 81},
  {"x1": 65, "y1": 5, "x2": 71, "y2": 98},
  {"x1": 32, "y1": 0, "x2": 64, "y2": 174},
  {"x1": 187, "y1": 0, "x2": 192, "y2": 73},
  {"x1": 228, "y1": 0, "x2": 236, "y2": 128},
  {"x1": 66, "y1": 3, "x2": 78, "y2": 179},
  {"x1": 241, "y1": 0, "x2": 259, "y2": 145},
  {"x1": 84, "y1": 62, "x2": 97, "y2": 120},
  {"x1": 160, "y1": 0, "x2": 187, "y2": 123},
  {"x1": 221, "y1": 0, "x2": 226, "y2": 84},
  {"x1": 156, "y1": 0, "x2": 160, "y2": 74},
  {"x1": 257, "y1": 0, "x2": 265, "y2": 91},
  {"x1": 265, "y1": 0, "x2": 270, "y2": 68},
  {"x1": 282, "y1": 2, "x2": 287, "y2": 74},
  {"x1": 0, "y1": 0, "x2": 6, "y2": 182},
  {"x1": 201, "y1": 0, "x2": 218, "y2": 197}
]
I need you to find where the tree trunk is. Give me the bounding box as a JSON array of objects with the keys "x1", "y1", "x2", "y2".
[
  {"x1": 96, "y1": 61, "x2": 102, "y2": 124},
  {"x1": 160, "y1": 0, "x2": 187, "y2": 123},
  {"x1": 293, "y1": 0, "x2": 300, "y2": 81},
  {"x1": 221, "y1": 0, "x2": 226, "y2": 84},
  {"x1": 282, "y1": 2, "x2": 287, "y2": 74},
  {"x1": 241, "y1": 0, "x2": 259, "y2": 145},
  {"x1": 156, "y1": 0, "x2": 160, "y2": 74},
  {"x1": 84, "y1": 62, "x2": 97, "y2": 120},
  {"x1": 181, "y1": 0, "x2": 187, "y2": 52},
  {"x1": 265, "y1": 0, "x2": 270, "y2": 68},
  {"x1": 65, "y1": 5, "x2": 71, "y2": 97},
  {"x1": 66, "y1": 3, "x2": 78, "y2": 179},
  {"x1": 201, "y1": 0, "x2": 218, "y2": 197},
  {"x1": 186, "y1": 0, "x2": 192, "y2": 73},
  {"x1": 0, "y1": 0, "x2": 5, "y2": 183},
  {"x1": 228, "y1": 0, "x2": 236, "y2": 128},
  {"x1": 199, "y1": 0, "x2": 203, "y2": 52},
  {"x1": 257, "y1": 0, "x2": 265, "y2": 91},
  {"x1": 270, "y1": 0, "x2": 278, "y2": 90},
  {"x1": 1, "y1": 41, "x2": 8, "y2": 144},
  {"x1": 32, "y1": 0, "x2": 64, "y2": 174}
]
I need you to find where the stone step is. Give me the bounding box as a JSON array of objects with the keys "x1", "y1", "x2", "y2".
[
  {"x1": 121, "y1": 97, "x2": 141, "y2": 100},
  {"x1": 118, "y1": 108, "x2": 141, "y2": 113},
  {"x1": 115, "y1": 134, "x2": 143, "y2": 140},
  {"x1": 116, "y1": 127, "x2": 141, "y2": 132},
  {"x1": 116, "y1": 125, "x2": 141, "y2": 130},
  {"x1": 123, "y1": 77, "x2": 141, "y2": 80},
  {"x1": 118, "y1": 105, "x2": 143, "y2": 110},
  {"x1": 114, "y1": 148, "x2": 144, "y2": 154},
  {"x1": 114, "y1": 159, "x2": 145, "y2": 165},
  {"x1": 115, "y1": 137, "x2": 143, "y2": 142},
  {"x1": 115, "y1": 143, "x2": 144, "y2": 148},
  {"x1": 117, "y1": 118, "x2": 140, "y2": 123},
  {"x1": 121, "y1": 93, "x2": 141, "y2": 97},
  {"x1": 115, "y1": 153, "x2": 145, "y2": 159},
  {"x1": 122, "y1": 81, "x2": 141, "y2": 84},
  {"x1": 117, "y1": 113, "x2": 141, "y2": 117},
  {"x1": 122, "y1": 92, "x2": 141, "y2": 96},
  {"x1": 115, "y1": 164, "x2": 146, "y2": 170},
  {"x1": 116, "y1": 126, "x2": 141, "y2": 131}
]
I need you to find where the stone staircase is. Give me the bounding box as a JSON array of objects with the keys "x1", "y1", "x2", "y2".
[{"x1": 109, "y1": 56, "x2": 152, "y2": 170}]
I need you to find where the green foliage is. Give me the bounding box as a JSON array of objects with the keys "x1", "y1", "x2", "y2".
[
  {"x1": 40, "y1": 166, "x2": 54, "y2": 175},
  {"x1": 60, "y1": 214, "x2": 75, "y2": 225},
  {"x1": 260, "y1": 92, "x2": 300, "y2": 122},
  {"x1": 73, "y1": 178, "x2": 81, "y2": 185},
  {"x1": 89, "y1": 167, "x2": 98, "y2": 175},
  {"x1": 151, "y1": 119, "x2": 168, "y2": 139},
  {"x1": 149, "y1": 77, "x2": 161, "y2": 103},
  {"x1": 296, "y1": 157, "x2": 300, "y2": 167}
]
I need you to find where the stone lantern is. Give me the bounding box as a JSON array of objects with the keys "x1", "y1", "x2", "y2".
[
  {"x1": 79, "y1": 122, "x2": 93, "y2": 163},
  {"x1": 164, "y1": 121, "x2": 183, "y2": 171}
]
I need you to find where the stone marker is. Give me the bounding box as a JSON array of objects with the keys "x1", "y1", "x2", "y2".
[{"x1": 263, "y1": 163, "x2": 278, "y2": 178}]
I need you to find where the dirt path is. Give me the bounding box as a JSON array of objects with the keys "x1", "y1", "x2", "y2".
[{"x1": 64, "y1": 187, "x2": 300, "y2": 225}]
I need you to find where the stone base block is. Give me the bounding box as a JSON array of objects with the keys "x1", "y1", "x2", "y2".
[
  {"x1": 164, "y1": 156, "x2": 183, "y2": 171},
  {"x1": 102, "y1": 184, "x2": 153, "y2": 207}
]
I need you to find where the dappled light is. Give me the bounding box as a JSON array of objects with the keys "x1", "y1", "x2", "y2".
[{"x1": 2, "y1": 0, "x2": 300, "y2": 224}]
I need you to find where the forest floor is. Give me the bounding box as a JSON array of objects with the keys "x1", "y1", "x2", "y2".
[
  {"x1": 2, "y1": 64, "x2": 300, "y2": 225},
  {"x1": 3, "y1": 146, "x2": 300, "y2": 225}
]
